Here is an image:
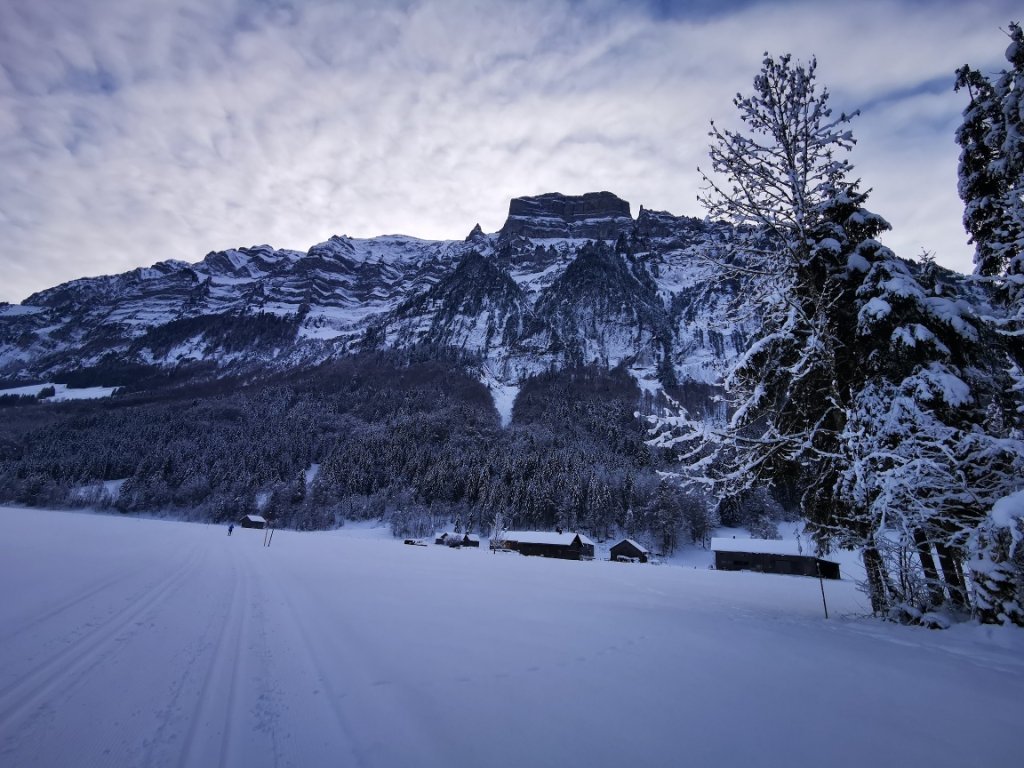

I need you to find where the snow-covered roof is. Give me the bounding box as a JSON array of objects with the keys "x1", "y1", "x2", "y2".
[
  {"x1": 711, "y1": 537, "x2": 804, "y2": 556},
  {"x1": 502, "y1": 531, "x2": 595, "y2": 546},
  {"x1": 613, "y1": 538, "x2": 649, "y2": 554},
  {"x1": 243, "y1": 514, "x2": 267, "y2": 523}
]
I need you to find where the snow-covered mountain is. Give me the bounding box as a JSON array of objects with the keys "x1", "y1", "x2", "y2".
[
  {"x1": 0, "y1": 192, "x2": 998, "y2": 538},
  {"x1": 0, "y1": 190, "x2": 955, "y2": 414}
]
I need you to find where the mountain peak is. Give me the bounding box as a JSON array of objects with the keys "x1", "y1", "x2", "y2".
[{"x1": 500, "y1": 191, "x2": 633, "y2": 239}]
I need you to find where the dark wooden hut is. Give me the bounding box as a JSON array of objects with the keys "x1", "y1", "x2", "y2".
[
  {"x1": 711, "y1": 538, "x2": 840, "y2": 579},
  {"x1": 239, "y1": 514, "x2": 267, "y2": 529},
  {"x1": 609, "y1": 539, "x2": 649, "y2": 563},
  {"x1": 496, "y1": 531, "x2": 595, "y2": 560}
]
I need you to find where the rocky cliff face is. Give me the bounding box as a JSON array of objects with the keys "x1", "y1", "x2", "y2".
[{"x1": 500, "y1": 191, "x2": 634, "y2": 240}]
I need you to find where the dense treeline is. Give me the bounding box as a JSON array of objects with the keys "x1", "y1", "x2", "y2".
[{"x1": 0, "y1": 352, "x2": 749, "y2": 551}]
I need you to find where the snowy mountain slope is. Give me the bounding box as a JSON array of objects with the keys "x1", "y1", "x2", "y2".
[
  {"x1": 388, "y1": 250, "x2": 533, "y2": 352},
  {"x1": 0, "y1": 193, "x2": 760, "y2": 404},
  {"x1": 534, "y1": 241, "x2": 670, "y2": 369},
  {"x1": 2, "y1": 505, "x2": 1021, "y2": 768},
  {"x1": 2, "y1": 234, "x2": 471, "y2": 373}
]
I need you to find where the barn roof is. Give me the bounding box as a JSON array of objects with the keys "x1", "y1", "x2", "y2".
[
  {"x1": 243, "y1": 514, "x2": 268, "y2": 523},
  {"x1": 613, "y1": 538, "x2": 649, "y2": 554},
  {"x1": 710, "y1": 537, "x2": 804, "y2": 556},
  {"x1": 502, "y1": 531, "x2": 595, "y2": 546}
]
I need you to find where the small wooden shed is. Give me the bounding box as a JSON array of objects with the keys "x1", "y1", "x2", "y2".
[
  {"x1": 610, "y1": 539, "x2": 649, "y2": 563},
  {"x1": 711, "y1": 537, "x2": 840, "y2": 579},
  {"x1": 496, "y1": 531, "x2": 595, "y2": 561},
  {"x1": 239, "y1": 514, "x2": 267, "y2": 530}
]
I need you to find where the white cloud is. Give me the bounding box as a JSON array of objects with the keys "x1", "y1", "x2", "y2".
[{"x1": 0, "y1": 0, "x2": 1018, "y2": 302}]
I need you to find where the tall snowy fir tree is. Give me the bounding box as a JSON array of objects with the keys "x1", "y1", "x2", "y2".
[
  {"x1": 694, "y1": 53, "x2": 861, "y2": 509},
  {"x1": 695, "y1": 53, "x2": 875, "y2": 591},
  {"x1": 955, "y1": 21, "x2": 1024, "y2": 625}
]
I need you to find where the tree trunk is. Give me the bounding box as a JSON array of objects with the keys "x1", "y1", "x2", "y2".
[
  {"x1": 913, "y1": 529, "x2": 946, "y2": 609},
  {"x1": 936, "y1": 543, "x2": 969, "y2": 610},
  {"x1": 862, "y1": 545, "x2": 890, "y2": 615}
]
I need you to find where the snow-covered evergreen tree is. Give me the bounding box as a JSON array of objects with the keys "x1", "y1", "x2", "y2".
[
  {"x1": 841, "y1": 239, "x2": 1024, "y2": 617},
  {"x1": 969, "y1": 490, "x2": 1024, "y2": 625},
  {"x1": 699, "y1": 53, "x2": 859, "y2": 260},
  {"x1": 955, "y1": 64, "x2": 1011, "y2": 279},
  {"x1": 953, "y1": 21, "x2": 1024, "y2": 624},
  {"x1": 696, "y1": 54, "x2": 865, "y2": 533},
  {"x1": 956, "y1": 22, "x2": 1024, "y2": 318}
]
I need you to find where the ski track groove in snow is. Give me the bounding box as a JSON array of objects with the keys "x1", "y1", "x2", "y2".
[
  {"x1": 0, "y1": 546, "x2": 203, "y2": 747},
  {"x1": 0, "y1": 569, "x2": 133, "y2": 646},
  {"x1": 258, "y1": 565, "x2": 368, "y2": 767},
  {"x1": 171, "y1": 544, "x2": 250, "y2": 768},
  {"x1": 247, "y1": 579, "x2": 285, "y2": 768}
]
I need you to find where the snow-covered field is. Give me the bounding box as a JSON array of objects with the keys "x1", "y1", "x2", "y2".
[
  {"x1": 0, "y1": 383, "x2": 119, "y2": 401},
  {"x1": 1, "y1": 507, "x2": 1021, "y2": 768}
]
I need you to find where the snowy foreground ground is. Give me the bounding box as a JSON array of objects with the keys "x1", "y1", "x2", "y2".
[{"x1": 1, "y1": 507, "x2": 1022, "y2": 768}]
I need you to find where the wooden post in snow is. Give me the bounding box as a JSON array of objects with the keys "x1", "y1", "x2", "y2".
[{"x1": 816, "y1": 560, "x2": 829, "y2": 619}]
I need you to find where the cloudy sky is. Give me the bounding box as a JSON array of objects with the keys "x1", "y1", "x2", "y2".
[{"x1": 0, "y1": 0, "x2": 1018, "y2": 303}]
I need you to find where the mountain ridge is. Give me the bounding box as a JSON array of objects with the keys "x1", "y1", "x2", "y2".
[{"x1": 0, "y1": 191, "x2": 974, "y2": 421}]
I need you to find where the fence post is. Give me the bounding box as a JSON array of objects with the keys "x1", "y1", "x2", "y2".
[{"x1": 816, "y1": 560, "x2": 829, "y2": 619}]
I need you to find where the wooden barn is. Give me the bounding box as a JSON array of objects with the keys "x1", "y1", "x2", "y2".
[
  {"x1": 238, "y1": 514, "x2": 267, "y2": 529},
  {"x1": 609, "y1": 539, "x2": 649, "y2": 563},
  {"x1": 496, "y1": 531, "x2": 595, "y2": 561},
  {"x1": 711, "y1": 537, "x2": 840, "y2": 579},
  {"x1": 434, "y1": 532, "x2": 480, "y2": 548}
]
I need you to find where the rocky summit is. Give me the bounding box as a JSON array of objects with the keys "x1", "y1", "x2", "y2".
[{"x1": 500, "y1": 191, "x2": 634, "y2": 239}]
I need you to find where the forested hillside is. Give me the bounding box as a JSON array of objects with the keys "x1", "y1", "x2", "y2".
[{"x1": 0, "y1": 353, "x2": 739, "y2": 551}]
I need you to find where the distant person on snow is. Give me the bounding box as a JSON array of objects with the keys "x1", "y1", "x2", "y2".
[{"x1": 228, "y1": 524, "x2": 234, "y2": 536}]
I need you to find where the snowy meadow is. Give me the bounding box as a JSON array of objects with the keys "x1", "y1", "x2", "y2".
[{"x1": 0, "y1": 506, "x2": 1021, "y2": 768}]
